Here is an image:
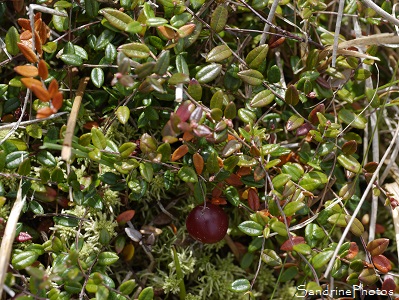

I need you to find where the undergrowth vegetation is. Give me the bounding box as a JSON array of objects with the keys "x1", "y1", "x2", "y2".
[{"x1": 0, "y1": 0, "x2": 399, "y2": 299}]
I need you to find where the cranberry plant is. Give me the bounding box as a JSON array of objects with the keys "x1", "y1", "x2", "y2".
[{"x1": 0, "y1": 0, "x2": 398, "y2": 299}]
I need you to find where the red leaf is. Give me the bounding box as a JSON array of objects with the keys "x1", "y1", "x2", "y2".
[
  {"x1": 280, "y1": 236, "x2": 305, "y2": 251},
  {"x1": 345, "y1": 242, "x2": 359, "y2": 259},
  {"x1": 372, "y1": 255, "x2": 392, "y2": 273},
  {"x1": 16, "y1": 232, "x2": 32, "y2": 242},
  {"x1": 116, "y1": 210, "x2": 136, "y2": 225},
  {"x1": 248, "y1": 188, "x2": 260, "y2": 211}
]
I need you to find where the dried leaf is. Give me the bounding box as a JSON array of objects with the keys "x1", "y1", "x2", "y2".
[
  {"x1": 17, "y1": 42, "x2": 38, "y2": 63},
  {"x1": 171, "y1": 144, "x2": 189, "y2": 162},
  {"x1": 14, "y1": 65, "x2": 38, "y2": 77}
]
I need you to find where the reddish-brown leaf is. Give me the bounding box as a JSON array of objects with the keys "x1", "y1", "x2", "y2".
[
  {"x1": 372, "y1": 255, "x2": 392, "y2": 273},
  {"x1": 345, "y1": 242, "x2": 359, "y2": 259},
  {"x1": 116, "y1": 210, "x2": 136, "y2": 225},
  {"x1": 182, "y1": 130, "x2": 194, "y2": 142},
  {"x1": 236, "y1": 167, "x2": 251, "y2": 177},
  {"x1": 31, "y1": 84, "x2": 51, "y2": 102},
  {"x1": 18, "y1": 18, "x2": 31, "y2": 31},
  {"x1": 16, "y1": 232, "x2": 32, "y2": 242},
  {"x1": 36, "y1": 106, "x2": 54, "y2": 119},
  {"x1": 225, "y1": 173, "x2": 243, "y2": 186},
  {"x1": 254, "y1": 165, "x2": 265, "y2": 181},
  {"x1": 48, "y1": 79, "x2": 59, "y2": 98},
  {"x1": 171, "y1": 144, "x2": 189, "y2": 162},
  {"x1": 212, "y1": 183, "x2": 224, "y2": 198},
  {"x1": 381, "y1": 276, "x2": 397, "y2": 294},
  {"x1": 38, "y1": 59, "x2": 48, "y2": 80},
  {"x1": 364, "y1": 161, "x2": 378, "y2": 173},
  {"x1": 52, "y1": 92, "x2": 63, "y2": 110},
  {"x1": 366, "y1": 238, "x2": 389, "y2": 256},
  {"x1": 17, "y1": 42, "x2": 38, "y2": 63},
  {"x1": 83, "y1": 121, "x2": 99, "y2": 130},
  {"x1": 248, "y1": 188, "x2": 260, "y2": 211},
  {"x1": 178, "y1": 23, "x2": 196, "y2": 38},
  {"x1": 308, "y1": 103, "x2": 325, "y2": 125},
  {"x1": 13, "y1": 0, "x2": 24, "y2": 13},
  {"x1": 19, "y1": 30, "x2": 33, "y2": 40},
  {"x1": 342, "y1": 140, "x2": 357, "y2": 155},
  {"x1": 193, "y1": 153, "x2": 204, "y2": 175},
  {"x1": 280, "y1": 236, "x2": 305, "y2": 251},
  {"x1": 21, "y1": 77, "x2": 42, "y2": 89},
  {"x1": 14, "y1": 65, "x2": 38, "y2": 77},
  {"x1": 34, "y1": 31, "x2": 42, "y2": 56},
  {"x1": 269, "y1": 36, "x2": 285, "y2": 49}
]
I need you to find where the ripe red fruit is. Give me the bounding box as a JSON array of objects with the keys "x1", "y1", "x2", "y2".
[{"x1": 186, "y1": 203, "x2": 229, "y2": 244}]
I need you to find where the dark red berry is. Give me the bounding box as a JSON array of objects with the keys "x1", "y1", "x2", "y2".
[{"x1": 186, "y1": 203, "x2": 229, "y2": 244}]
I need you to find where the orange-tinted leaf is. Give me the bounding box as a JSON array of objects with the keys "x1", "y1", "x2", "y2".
[
  {"x1": 83, "y1": 121, "x2": 99, "y2": 130},
  {"x1": 366, "y1": 238, "x2": 389, "y2": 256},
  {"x1": 225, "y1": 173, "x2": 243, "y2": 186},
  {"x1": 17, "y1": 42, "x2": 38, "y2": 63},
  {"x1": 31, "y1": 84, "x2": 51, "y2": 102},
  {"x1": 116, "y1": 210, "x2": 136, "y2": 225},
  {"x1": 269, "y1": 36, "x2": 285, "y2": 49},
  {"x1": 372, "y1": 255, "x2": 392, "y2": 273},
  {"x1": 18, "y1": 18, "x2": 31, "y2": 31},
  {"x1": 34, "y1": 12, "x2": 42, "y2": 21},
  {"x1": 280, "y1": 236, "x2": 305, "y2": 251},
  {"x1": 34, "y1": 18, "x2": 42, "y2": 31},
  {"x1": 38, "y1": 59, "x2": 48, "y2": 80},
  {"x1": 52, "y1": 92, "x2": 63, "y2": 110},
  {"x1": 178, "y1": 23, "x2": 196, "y2": 38},
  {"x1": 211, "y1": 197, "x2": 227, "y2": 205},
  {"x1": 34, "y1": 31, "x2": 42, "y2": 56},
  {"x1": 248, "y1": 188, "x2": 260, "y2": 211},
  {"x1": 345, "y1": 242, "x2": 359, "y2": 259},
  {"x1": 217, "y1": 156, "x2": 223, "y2": 168},
  {"x1": 21, "y1": 77, "x2": 42, "y2": 89},
  {"x1": 19, "y1": 30, "x2": 32, "y2": 40},
  {"x1": 14, "y1": 65, "x2": 38, "y2": 77},
  {"x1": 36, "y1": 106, "x2": 54, "y2": 119},
  {"x1": 193, "y1": 153, "x2": 204, "y2": 175},
  {"x1": 157, "y1": 25, "x2": 176, "y2": 40},
  {"x1": 121, "y1": 243, "x2": 135, "y2": 261},
  {"x1": 182, "y1": 130, "x2": 194, "y2": 142},
  {"x1": 254, "y1": 165, "x2": 266, "y2": 181},
  {"x1": 48, "y1": 79, "x2": 59, "y2": 98},
  {"x1": 171, "y1": 144, "x2": 188, "y2": 162}
]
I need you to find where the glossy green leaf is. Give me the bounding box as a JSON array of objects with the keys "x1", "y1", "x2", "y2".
[
  {"x1": 285, "y1": 85, "x2": 299, "y2": 105},
  {"x1": 272, "y1": 173, "x2": 291, "y2": 189},
  {"x1": 91, "y1": 128, "x2": 107, "y2": 150},
  {"x1": 119, "y1": 43, "x2": 150, "y2": 59},
  {"x1": 337, "y1": 154, "x2": 361, "y2": 173},
  {"x1": 12, "y1": 250, "x2": 39, "y2": 270},
  {"x1": 37, "y1": 151, "x2": 57, "y2": 167},
  {"x1": 293, "y1": 243, "x2": 312, "y2": 255},
  {"x1": 238, "y1": 221, "x2": 263, "y2": 236},
  {"x1": 270, "y1": 220, "x2": 288, "y2": 236},
  {"x1": 338, "y1": 108, "x2": 367, "y2": 129},
  {"x1": 119, "y1": 142, "x2": 136, "y2": 158},
  {"x1": 178, "y1": 166, "x2": 198, "y2": 183},
  {"x1": 196, "y1": 63, "x2": 222, "y2": 83},
  {"x1": 139, "y1": 162, "x2": 153, "y2": 183},
  {"x1": 100, "y1": 8, "x2": 134, "y2": 31},
  {"x1": 119, "y1": 279, "x2": 136, "y2": 295},
  {"x1": 261, "y1": 249, "x2": 282, "y2": 266},
  {"x1": 85, "y1": 0, "x2": 99, "y2": 18},
  {"x1": 6, "y1": 151, "x2": 29, "y2": 169},
  {"x1": 5, "y1": 26, "x2": 20, "y2": 55},
  {"x1": 138, "y1": 287, "x2": 154, "y2": 300},
  {"x1": 18, "y1": 158, "x2": 31, "y2": 176},
  {"x1": 230, "y1": 279, "x2": 251, "y2": 293},
  {"x1": 237, "y1": 69, "x2": 264, "y2": 86},
  {"x1": 206, "y1": 45, "x2": 232, "y2": 62},
  {"x1": 246, "y1": 44, "x2": 269, "y2": 69},
  {"x1": 168, "y1": 73, "x2": 190, "y2": 85},
  {"x1": 224, "y1": 186, "x2": 240, "y2": 206},
  {"x1": 154, "y1": 50, "x2": 170, "y2": 75},
  {"x1": 283, "y1": 201, "x2": 306, "y2": 217},
  {"x1": 97, "y1": 251, "x2": 119, "y2": 266},
  {"x1": 91, "y1": 68, "x2": 105, "y2": 88},
  {"x1": 327, "y1": 213, "x2": 348, "y2": 227},
  {"x1": 312, "y1": 250, "x2": 334, "y2": 269},
  {"x1": 305, "y1": 223, "x2": 325, "y2": 247},
  {"x1": 345, "y1": 215, "x2": 364, "y2": 237},
  {"x1": 53, "y1": 8, "x2": 68, "y2": 32},
  {"x1": 116, "y1": 106, "x2": 130, "y2": 124},
  {"x1": 250, "y1": 89, "x2": 275, "y2": 107},
  {"x1": 60, "y1": 54, "x2": 83, "y2": 66},
  {"x1": 210, "y1": 6, "x2": 228, "y2": 33},
  {"x1": 26, "y1": 124, "x2": 42, "y2": 139},
  {"x1": 146, "y1": 17, "x2": 168, "y2": 26}
]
